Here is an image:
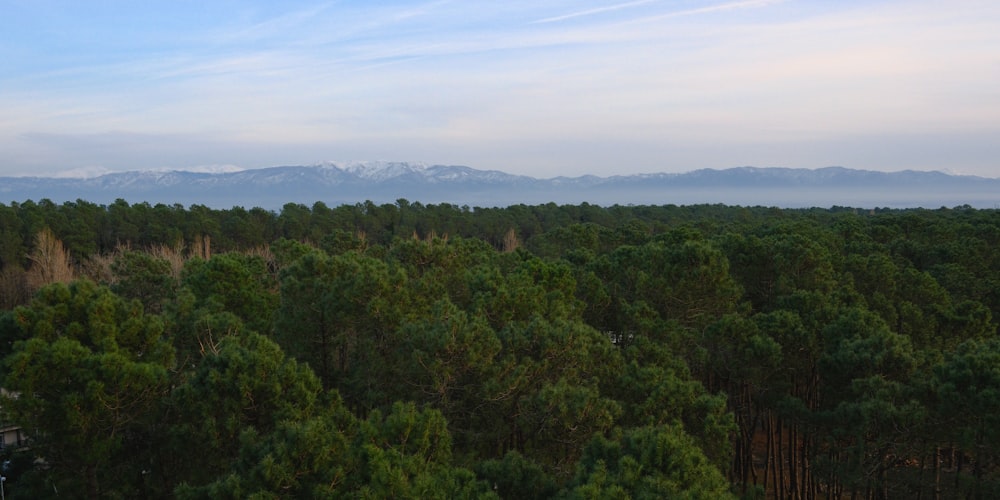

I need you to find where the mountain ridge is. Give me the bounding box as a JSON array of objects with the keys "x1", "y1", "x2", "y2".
[{"x1": 2, "y1": 163, "x2": 997, "y2": 210}]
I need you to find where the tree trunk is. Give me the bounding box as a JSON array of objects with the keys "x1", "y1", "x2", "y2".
[
  {"x1": 934, "y1": 447, "x2": 941, "y2": 500},
  {"x1": 87, "y1": 464, "x2": 101, "y2": 499},
  {"x1": 777, "y1": 417, "x2": 786, "y2": 500},
  {"x1": 974, "y1": 424, "x2": 983, "y2": 500},
  {"x1": 788, "y1": 421, "x2": 798, "y2": 500},
  {"x1": 767, "y1": 413, "x2": 777, "y2": 499}
]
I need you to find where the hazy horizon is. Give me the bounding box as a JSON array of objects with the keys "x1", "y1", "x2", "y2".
[
  {"x1": 3, "y1": 1, "x2": 998, "y2": 179},
  {"x1": 3, "y1": 162, "x2": 999, "y2": 182}
]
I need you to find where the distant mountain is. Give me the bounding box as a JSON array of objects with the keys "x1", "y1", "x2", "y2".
[{"x1": 2, "y1": 162, "x2": 998, "y2": 210}]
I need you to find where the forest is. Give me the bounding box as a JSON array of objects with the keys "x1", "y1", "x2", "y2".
[{"x1": 0, "y1": 198, "x2": 998, "y2": 499}]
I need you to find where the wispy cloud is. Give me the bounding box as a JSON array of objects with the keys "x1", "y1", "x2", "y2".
[
  {"x1": 207, "y1": 2, "x2": 336, "y2": 45},
  {"x1": 533, "y1": 0, "x2": 785, "y2": 25},
  {"x1": 657, "y1": 0, "x2": 788, "y2": 18},
  {"x1": 531, "y1": 0, "x2": 663, "y2": 24}
]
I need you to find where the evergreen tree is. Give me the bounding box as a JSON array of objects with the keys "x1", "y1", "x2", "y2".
[{"x1": 1, "y1": 281, "x2": 173, "y2": 497}]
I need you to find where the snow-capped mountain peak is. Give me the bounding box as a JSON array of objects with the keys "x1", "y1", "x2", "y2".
[{"x1": 325, "y1": 161, "x2": 430, "y2": 181}]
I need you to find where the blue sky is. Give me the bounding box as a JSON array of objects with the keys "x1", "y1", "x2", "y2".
[{"x1": 2, "y1": 0, "x2": 998, "y2": 178}]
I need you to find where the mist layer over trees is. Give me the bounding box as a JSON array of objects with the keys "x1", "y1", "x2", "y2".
[{"x1": 1, "y1": 198, "x2": 998, "y2": 498}]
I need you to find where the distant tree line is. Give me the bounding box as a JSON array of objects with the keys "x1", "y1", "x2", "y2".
[{"x1": 0, "y1": 198, "x2": 998, "y2": 498}]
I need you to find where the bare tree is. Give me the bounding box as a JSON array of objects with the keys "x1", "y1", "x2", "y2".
[
  {"x1": 27, "y1": 227, "x2": 75, "y2": 290},
  {"x1": 502, "y1": 227, "x2": 521, "y2": 253},
  {"x1": 191, "y1": 234, "x2": 211, "y2": 260},
  {"x1": 150, "y1": 240, "x2": 187, "y2": 279}
]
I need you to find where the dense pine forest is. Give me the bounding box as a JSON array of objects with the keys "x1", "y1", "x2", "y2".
[{"x1": 1, "y1": 198, "x2": 998, "y2": 499}]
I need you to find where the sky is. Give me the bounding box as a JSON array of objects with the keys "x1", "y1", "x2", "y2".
[{"x1": 1, "y1": 0, "x2": 999, "y2": 179}]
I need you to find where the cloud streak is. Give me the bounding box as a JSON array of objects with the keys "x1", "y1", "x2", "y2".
[
  {"x1": 531, "y1": 0, "x2": 664, "y2": 24},
  {"x1": 534, "y1": 0, "x2": 786, "y2": 26},
  {"x1": 653, "y1": 0, "x2": 788, "y2": 19}
]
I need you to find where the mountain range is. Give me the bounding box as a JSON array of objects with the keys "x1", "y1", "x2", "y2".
[{"x1": 2, "y1": 162, "x2": 998, "y2": 210}]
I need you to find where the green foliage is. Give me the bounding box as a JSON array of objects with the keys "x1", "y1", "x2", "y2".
[
  {"x1": 931, "y1": 338, "x2": 1000, "y2": 498},
  {"x1": 616, "y1": 336, "x2": 737, "y2": 470},
  {"x1": 588, "y1": 238, "x2": 741, "y2": 341},
  {"x1": 1, "y1": 280, "x2": 173, "y2": 497},
  {"x1": 175, "y1": 413, "x2": 354, "y2": 499},
  {"x1": 0, "y1": 203, "x2": 26, "y2": 270},
  {"x1": 399, "y1": 299, "x2": 502, "y2": 426},
  {"x1": 565, "y1": 425, "x2": 735, "y2": 499},
  {"x1": 166, "y1": 332, "x2": 322, "y2": 488},
  {"x1": 181, "y1": 253, "x2": 278, "y2": 334},
  {"x1": 179, "y1": 402, "x2": 495, "y2": 499},
  {"x1": 111, "y1": 250, "x2": 176, "y2": 313},
  {"x1": 3, "y1": 201, "x2": 1000, "y2": 498},
  {"x1": 476, "y1": 450, "x2": 559, "y2": 499},
  {"x1": 352, "y1": 402, "x2": 485, "y2": 498},
  {"x1": 275, "y1": 249, "x2": 413, "y2": 400}
]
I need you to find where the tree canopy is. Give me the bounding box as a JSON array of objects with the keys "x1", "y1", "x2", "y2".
[{"x1": 0, "y1": 199, "x2": 998, "y2": 498}]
